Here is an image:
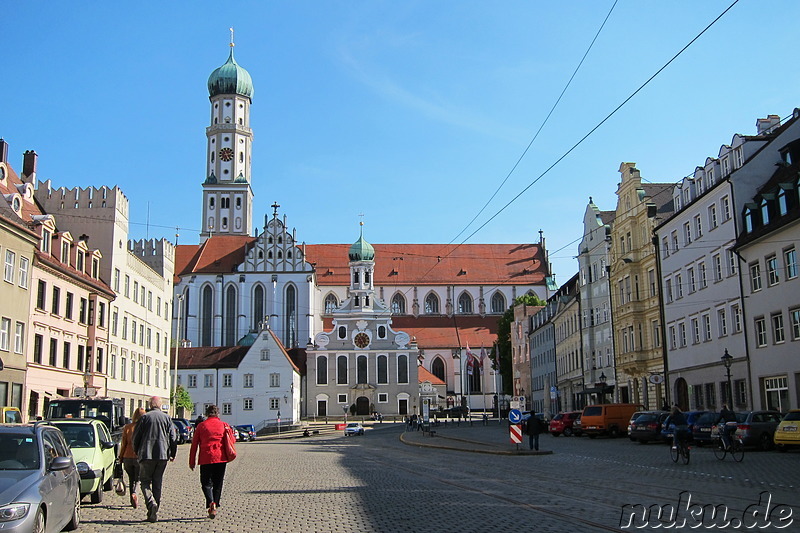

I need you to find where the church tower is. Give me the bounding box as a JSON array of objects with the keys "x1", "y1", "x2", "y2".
[{"x1": 200, "y1": 36, "x2": 254, "y2": 241}]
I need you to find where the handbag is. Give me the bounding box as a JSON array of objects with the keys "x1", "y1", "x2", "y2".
[
  {"x1": 113, "y1": 461, "x2": 123, "y2": 479},
  {"x1": 223, "y1": 424, "x2": 237, "y2": 462},
  {"x1": 114, "y1": 477, "x2": 126, "y2": 496}
]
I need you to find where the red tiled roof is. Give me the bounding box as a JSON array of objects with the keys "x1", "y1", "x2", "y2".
[
  {"x1": 35, "y1": 251, "x2": 115, "y2": 298},
  {"x1": 321, "y1": 315, "x2": 499, "y2": 350},
  {"x1": 172, "y1": 346, "x2": 250, "y2": 369},
  {"x1": 418, "y1": 366, "x2": 446, "y2": 385},
  {"x1": 0, "y1": 163, "x2": 46, "y2": 223},
  {"x1": 174, "y1": 235, "x2": 256, "y2": 281},
  {"x1": 305, "y1": 243, "x2": 546, "y2": 286}
]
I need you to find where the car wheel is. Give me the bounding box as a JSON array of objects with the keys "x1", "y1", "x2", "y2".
[
  {"x1": 588, "y1": 434, "x2": 596, "y2": 439},
  {"x1": 550, "y1": 432, "x2": 559, "y2": 437},
  {"x1": 759, "y1": 433, "x2": 773, "y2": 451},
  {"x1": 563, "y1": 428, "x2": 573, "y2": 437},
  {"x1": 609, "y1": 427, "x2": 620, "y2": 438},
  {"x1": 64, "y1": 489, "x2": 81, "y2": 531},
  {"x1": 776, "y1": 444, "x2": 787, "y2": 453},
  {"x1": 638, "y1": 439, "x2": 648, "y2": 445},
  {"x1": 32, "y1": 508, "x2": 45, "y2": 533},
  {"x1": 90, "y1": 481, "x2": 104, "y2": 504}
]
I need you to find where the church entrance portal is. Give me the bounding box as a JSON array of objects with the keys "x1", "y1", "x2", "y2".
[{"x1": 356, "y1": 396, "x2": 370, "y2": 416}]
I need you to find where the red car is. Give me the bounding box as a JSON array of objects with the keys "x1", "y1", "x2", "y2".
[{"x1": 549, "y1": 411, "x2": 582, "y2": 437}]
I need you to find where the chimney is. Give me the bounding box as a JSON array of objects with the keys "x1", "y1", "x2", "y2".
[
  {"x1": 22, "y1": 150, "x2": 38, "y2": 183},
  {"x1": 756, "y1": 115, "x2": 781, "y2": 135},
  {"x1": 0, "y1": 139, "x2": 8, "y2": 163}
]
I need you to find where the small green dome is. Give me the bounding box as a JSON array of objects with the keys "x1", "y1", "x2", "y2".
[
  {"x1": 348, "y1": 226, "x2": 375, "y2": 261},
  {"x1": 233, "y1": 172, "x2": 248, "y2": 183},
  {"x1": 208, "y1": 48, "x2": 254, "y2": 99},
  {"x1": 237, "y1": 331, "x2": 258, "y2": 347}
]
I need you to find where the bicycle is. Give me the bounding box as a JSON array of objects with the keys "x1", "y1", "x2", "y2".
[
  {"x1": 712, "y1": 425, "x2": 744, "y2": 462},
  {"x1": 670, "y1": 437, "x2": 690, "y2": 464}
]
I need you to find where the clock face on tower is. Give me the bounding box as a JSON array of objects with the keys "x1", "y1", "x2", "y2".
[
  {"x1": 218, "y1": 147, "x2": 234, "y2": 161},
  {"x1": 354, "y1": 332, "x2": 370, "y2": 349}
]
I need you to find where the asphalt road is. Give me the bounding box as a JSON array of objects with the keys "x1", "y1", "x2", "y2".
[{"x1": 77, "y1": 423, "x2": 800, "y2": 532}]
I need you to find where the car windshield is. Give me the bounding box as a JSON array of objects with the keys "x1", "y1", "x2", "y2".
[
  {"x1": 347, "y1": 423, "x2": 359, "y2": 428},
  {"x1": 0, "y1": 434, "x2": 40, "y2": 470},
  {"x1": 53, "y1": 423, "x2": 95, "y2": 448}
]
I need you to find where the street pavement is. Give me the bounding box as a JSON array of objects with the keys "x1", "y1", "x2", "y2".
[{"x1": 77, "y1": 420, "x2": 800, "y2": 532}]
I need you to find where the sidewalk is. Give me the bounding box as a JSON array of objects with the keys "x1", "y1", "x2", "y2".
[{"x1": 399, "y1": 420, "x2": 553, "y2": 455}]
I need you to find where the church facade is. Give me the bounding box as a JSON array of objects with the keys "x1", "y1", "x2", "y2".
[{"x1": 172, "y1": 44, "x2": 554, "y2": 422}]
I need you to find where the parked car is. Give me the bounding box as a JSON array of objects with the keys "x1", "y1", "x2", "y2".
[
  {"x1": 660, "y1": 410, "x2": 708, "y2": 442},
  {"x1": 692, "y1": 411, "x2": 746, "y2": 446},
  {"x1": 0, "y1": 422, "x2": 81, "y2": 532},
  {"x1": 627, "y1": 411, "x2": 649, "y2": 441},
  {"x1": 172, "y1": 419, "x2": 192, "y2": 444},
  {"x1": 50, "y1": 418, "x2": 116, "y2": 503},
  {"x1": 572, "y1": 413, "x2": 583, "y2": 436},
  {"x1": 1, "y1": 407, "x2": 23, "y2": 424},
  {"x1": 549, "y1": 411, "x2": 581, "y2": 437},
  {"x1": 774, "y1": 410, "x2": 800, "y2": 452},
  {"x1": 736, "y1": 410, "x2": 783, "y2": 450},
  {"x1": 344, "y1": 422, "x2": 364, "y2": 436},
  {"x1": 582, "y1": 403, "x2": 645, "y2": 438},
  {"x1": 236, "y1": 424, "x2": 257, "y2": 441},
  {"x1": 628, "y1": 411, "x2": 669, "y2": 444}
]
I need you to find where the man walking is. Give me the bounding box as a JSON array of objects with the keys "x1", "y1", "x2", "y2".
[
  {"x1": 133, "y1": 396, "x2": 177, "y2": 523},
  {"x1": 525, "y1": 415, "x2": 545, "y2": 451}
]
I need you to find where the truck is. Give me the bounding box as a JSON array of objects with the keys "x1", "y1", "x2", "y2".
[{"x1": 45, "y1": 397, "x2": 127, "y2": 442}]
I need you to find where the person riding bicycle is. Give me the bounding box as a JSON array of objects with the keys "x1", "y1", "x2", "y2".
[
  {"x1": 667, "y1": 406, "x2": 689, "y2": 450},
  {"x1": 717, "y1": 403, "x2": 737, "y2": 450}
]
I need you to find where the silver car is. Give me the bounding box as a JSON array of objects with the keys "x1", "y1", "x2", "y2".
[{"x1": 0, "y1": 423, "x2": 81, "y2": 532}]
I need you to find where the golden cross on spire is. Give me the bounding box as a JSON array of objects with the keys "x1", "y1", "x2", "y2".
[
  {"x1": 229, "y1": 27, "x2": 235, "y2": 47},
  {"x1": 358, "y1": 213, "x2": 365, "y2": 227}
]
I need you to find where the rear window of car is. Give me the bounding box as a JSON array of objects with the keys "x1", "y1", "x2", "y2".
[
  {"x1": 784, "y1": 412, "x2": 800, "y2": 422},
  {"x1": 697, "y1": 412, "x2": 718, "y2": 424},
  {"x1": 583, "y1": 406, "x2": 602, "y2": 417},
  {"x1": 634, "y1": 414, "x2": 657, "y2": 423},
  {"x1": 552, "y1": 414, "x2": 563, "y2": 421}
]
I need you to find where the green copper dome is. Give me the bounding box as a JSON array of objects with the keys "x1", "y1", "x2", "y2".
[
  {"x1": 348, "y1": 226, "x2": 375, "y2": 261},
  {"x1": 208, "y1": 48, "x2": 254, "y2": 99},
  {"x1": 237, "y1": 331, "x2": 258, "y2": 347}
]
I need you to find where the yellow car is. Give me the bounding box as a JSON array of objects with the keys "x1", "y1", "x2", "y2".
[{"x1": 774, "y1": 410, "x2": 800, "y2": 452}]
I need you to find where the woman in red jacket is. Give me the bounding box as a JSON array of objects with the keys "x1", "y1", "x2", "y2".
[{"x1": 188, "y1": 404, "x2": 230, "y2": 518}]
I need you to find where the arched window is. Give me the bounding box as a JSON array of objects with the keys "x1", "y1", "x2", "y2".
[
  {"x1": 224, "y1": 285, "x2": 237, "y2": 345},
  {"x1": 252, "y1": 284, "x2": 265, "y2": 330},
  {"x1": 337, "y1": 355, "x2": 348, "y2": 385},
  {"x1": 316, "y1": 356, "x2": 327, "y2": 385},
  {"x1": 201, "y1": 285, "x2": 213, "y2": 347},
  {"x1": 432, "y1": 357, "x2": 445, "y2": 381},
  {"x1": 458, "y1": 292, "x2": 473, "y2": 314},
  {"x1": 181, "y1": 288, "x2": 190, "y2": 341},
  {"x1": 377, "y1": 355, "x2": 388, "y2": 384},
  {"x1": 285, "y1": 284, "x2": 297, "y2": 348},
  {"x1": 468, "y1": 361, "x2": 482, "y2": 392},
  {"x1": 397, "y1": 354, "x2": 409, "y2": 384},
  {"x1": 391, "y1": 293, "x2": 406, "y2": 314},
  {"x1": 357, "y1": 355, "x2": 368, "y2": 384},
  {"x1": 490, "y1": 292, "x2": 506, "y2": 313},
  {"x1": 324, "y1": 293, "x2": 338, "y2": 314},
  {"x1": 425, "y1": 293, "x2": 439, "y2": 314}
]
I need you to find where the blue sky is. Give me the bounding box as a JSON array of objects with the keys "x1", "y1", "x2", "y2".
[{"x1": 2, "y1": 1, "x2": 799, "y2": 282}]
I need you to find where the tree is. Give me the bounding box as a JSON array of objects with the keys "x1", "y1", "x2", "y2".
[
  {"x1": 171, "y1": 384, "x2": 194, "y2": 415},
  {"x1": 494, "y1": 294, "x2": 546, "y2": 394}
]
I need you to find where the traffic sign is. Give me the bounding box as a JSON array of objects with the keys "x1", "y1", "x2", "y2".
[
  {"x1": 510, "y1": 423, "x2": 522, "y2": 444},
  {"x1": 509, "y1": 409, "x2": 522, "y2": 424}
]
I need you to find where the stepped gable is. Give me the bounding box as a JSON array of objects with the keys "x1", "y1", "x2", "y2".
[
  {"x1": 305, "y1": 243, "x2": 545, "y2": 286},
  {"x1": 174, "y1": 235, "x2": 255, "y2": 280},
  {"x1": 173, "y1": 346, "x2": 250, "y2": 369},
  {"x1": 418, "y1": 366, "x2": 446, "y2": 386}
]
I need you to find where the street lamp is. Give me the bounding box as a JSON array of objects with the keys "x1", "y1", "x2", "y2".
[
  {"x1": 721, "y1": 349, "x2": 733, "y2": 406},
  {"x1": 598, "y1": 372, "x2": 607, "y2": 405}
]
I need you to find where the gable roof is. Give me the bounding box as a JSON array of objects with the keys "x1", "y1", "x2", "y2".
[
  {"x1": 418, "y1": 366, "x2": 446, "y2": 386},
  {"x1": 173, "y1": 346, "x2": 250, "y2": 369},
  {"x1": 306, "y1": 243, "x2": 546, "y2": 286},
  {"x1": 0, "y1": 163, "x2": 46, "y2": 223},
  {"x1": 174, "y1": 235, "x2": 256, "y2": 282}
]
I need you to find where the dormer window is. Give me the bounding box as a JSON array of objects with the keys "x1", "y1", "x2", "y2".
[
  {"x1": 744, "y1": 208, "x2": 754, "y2": 233},
  {"x1": 76, "y1": 251, "x2": 85, "y2": 273},
  {"x1": 41, "y1": 229, "x2": 51, "y2": 253},
  {"x1": 92, "y1": 258, "x2": 99, "y2": 278},
  {"x1": 760, "y1": 199, "x2": 770, "y2": 225},
  {"x1": 778, "y1": 188, "x2": 788, "y2": 216},
  {"x1": 61, "y1": 241, "x2": 70, "y2": 265}
]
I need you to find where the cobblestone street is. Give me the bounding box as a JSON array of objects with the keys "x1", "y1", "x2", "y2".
[{"x1": 78, "y1": 423, "x2": 800, "y2": 532}]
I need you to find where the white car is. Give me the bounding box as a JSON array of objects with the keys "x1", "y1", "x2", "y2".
[{"x1": 344, "y1": 422, "x2": 364, "y2": 436}]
